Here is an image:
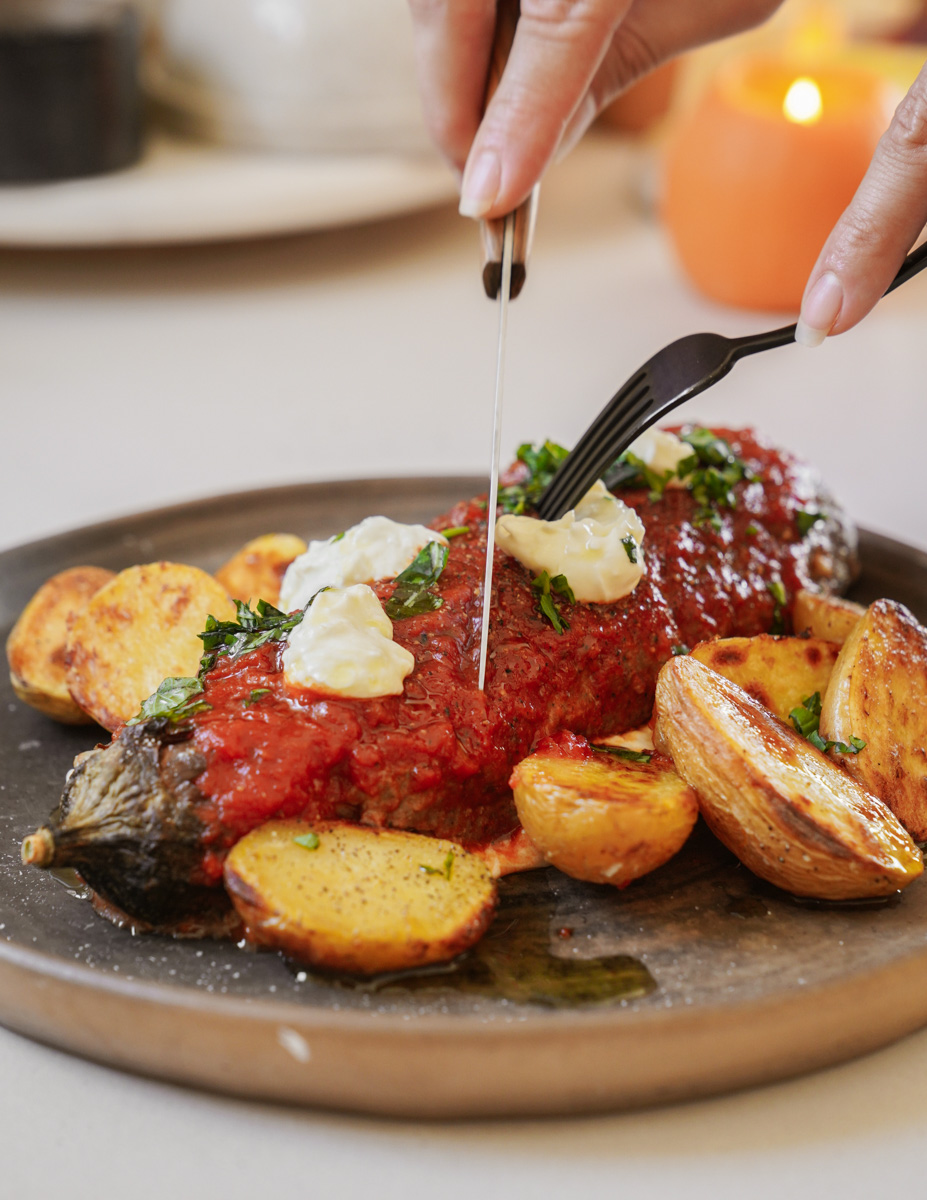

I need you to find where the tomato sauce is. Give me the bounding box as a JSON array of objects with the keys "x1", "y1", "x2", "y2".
[{"x1": 190, "y1": 429, "x2": 854, "y2": 851}]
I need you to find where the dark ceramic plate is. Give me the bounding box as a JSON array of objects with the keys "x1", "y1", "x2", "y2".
[{"x1": 1, "y1": 478, "x2": 927, "y2": 1119}]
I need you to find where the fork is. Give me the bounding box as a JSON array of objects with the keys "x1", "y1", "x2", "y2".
[{"x1": 536, "y1": 240, "x2": 927, "y2": 522}]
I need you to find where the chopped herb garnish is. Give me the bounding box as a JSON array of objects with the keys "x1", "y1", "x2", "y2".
[
  {"x1": 384, "y1": 541, "x2": 449, "y2": 620},
  {"x1": 789, "y1": 692, "x2": 866, "y2": 755},
  {"x1": 767, "y1": 579, "x2": 787, "y2": 634},
  {"x1": 293, "y1": 831, "x2": 321, "y2": 850},
  {"x1": 746, "y1": 523, "x2": 759, "y2": 536},
  {"x1": 767, "y1": 579, "x2": 787, "y2": 606},
  {"x1": 420, "y1": 850, "x2": 454, "y2": 880},
  {"x1": 131, "y1": 597, "x2": 310, "y2": 726},
  {"x1": 531, "y1": 570, "x2": 575, "y2": 634},
  {"x1": 672, "y1": 643, "x2": 690, "y2": 656},
  {"x1": 797, "y1": 510, "x2": 824, "y2": 536},
  {"x1": 199, "y1": 598, "x2": 306, "y2": 675},
  {"x1": 331, "y1": 531, "x2": 346, "y2": 543},
  {"x1": 498, "y1": 440, "x2": 570, "y2": 514},
  {"x1": 243, "y1": 688, "x2": 270, "y2": 707},
  {"x1": 608, "y1": 427, "x2": 757, "y2": 529},
  {"x1": 621, "y1": 534, "x2": 639, "y2": 564},
  {"x1": 442, "y1": 526, "x2": 470, "y2": 538},
  {"x1": 128, "y1": 676, "x2": 211, "y2": 725},
  {"x1": 677, "y1": 428, "x2": 756, "y2": 529},
  {"x1": 607, "y1": 452, "x2": 675, "y2": 501},
  {"x1": 592, "y1": 744, "x2": 653, "y2": 764}
]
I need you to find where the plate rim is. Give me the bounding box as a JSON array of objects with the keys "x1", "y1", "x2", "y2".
[{"x1": 3, "y1": 476, "x2": 927, "y2": 1115}]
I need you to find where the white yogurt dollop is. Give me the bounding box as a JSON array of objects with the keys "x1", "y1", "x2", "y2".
[
  {"x1": 280, "y1": 516, "x2": 448, "y2": 612},
  {"x1": 282, "y1": 584, "x2": 414, "y2": 698},
  {"x1": 495, "y1": 481, "x2": 645, "y2": 603},
  {"x1": 625, "y1": 428, "x2": 691, "y2": 483}
]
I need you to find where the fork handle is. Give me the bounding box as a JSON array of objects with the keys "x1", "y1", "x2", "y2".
[
  {"x1": 478, "y1": 0, "x2": 539, "y2": 300},
  {"x1": 884, "y1": 238, "x2": 927, "y2": 296}
]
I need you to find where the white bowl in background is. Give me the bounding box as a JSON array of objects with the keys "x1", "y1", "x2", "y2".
[{"x1": 145, "y1": 0, "x2": 437, "y2": 156}]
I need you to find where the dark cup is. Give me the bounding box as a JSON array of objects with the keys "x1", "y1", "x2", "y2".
[{"x1": 0, "y1": 0, "x2": 142, "y2": 183}]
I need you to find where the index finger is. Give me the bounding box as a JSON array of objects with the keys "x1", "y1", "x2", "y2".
[
  {"x1": 408, "y1": 0, "x2": 497, "y2": 171},
  {"x1": 459, "y1": 0, "x2": 634, "y2": 218}
]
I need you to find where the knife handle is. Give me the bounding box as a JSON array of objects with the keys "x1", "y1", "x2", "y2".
[{"x1": 478, "y1": 0, "x2": 538, "y2": 300}]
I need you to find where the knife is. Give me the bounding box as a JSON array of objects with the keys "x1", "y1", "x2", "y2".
[{"x1": 476, "y1": 0, "x2": 539, "y2": 691}]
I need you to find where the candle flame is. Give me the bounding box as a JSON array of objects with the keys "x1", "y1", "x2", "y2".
[{"x1": 783, "y1": 78, "x2": 823, "y2": 125}]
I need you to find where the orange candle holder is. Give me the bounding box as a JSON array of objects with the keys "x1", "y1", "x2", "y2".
[{"x1": 661, "y1": 57, "x2": 898, "y2": 312}]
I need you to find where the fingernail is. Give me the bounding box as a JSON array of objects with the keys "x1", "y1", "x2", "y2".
[
  {"x1": 795, "y1": 272, "x2": 843, "y2": 347},
  {"x1": 458, "y1": 150, "x2": 500, "y2": 219}
]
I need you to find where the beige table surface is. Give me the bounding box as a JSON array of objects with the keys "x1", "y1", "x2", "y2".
[{"x1": 2, "y1": 136, "x2": 927, "y2": 1197}]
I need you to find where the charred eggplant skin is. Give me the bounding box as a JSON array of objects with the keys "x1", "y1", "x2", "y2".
[{"x1": 26, "y1": 721, "x2": 228, "y2": 929}]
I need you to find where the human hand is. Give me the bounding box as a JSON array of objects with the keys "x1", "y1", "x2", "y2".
[
  {"x1": 408, "y1": 0, "x2": 783, "y2": 219},
  {"x1": 796, "y1": 62, "x2": 927, "y2": 346}
]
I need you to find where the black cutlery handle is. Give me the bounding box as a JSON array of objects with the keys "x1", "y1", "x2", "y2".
[{"x1": 885, "y1": 239, "x2": 927, "y2": 296}]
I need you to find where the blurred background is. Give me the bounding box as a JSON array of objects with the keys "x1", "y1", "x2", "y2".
[{"x1": 1, "y1": 0, "x2": 926, "y2": 554}]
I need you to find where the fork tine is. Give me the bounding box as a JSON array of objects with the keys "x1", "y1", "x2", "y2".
[{"x1": 536, "y1": 374, "x2": 651, "y2": 519}]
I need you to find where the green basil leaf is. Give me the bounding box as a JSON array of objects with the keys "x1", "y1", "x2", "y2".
[
  {"x1": 384, "y1": 541, "x2": 449, "y2": 620},
  {"x1": 621, "y1": 534, "x2": 639, "y2": 564},
  {"x1": 592, "y1": 744, "x2": 653, "y2": 763},
  {"x1": 199, "y1": 597, "x2": 306, "y2": 674},
  {"x1": 128, "y1": 676, "x2": 211, "y2": 726},
  {"x1": 531, "y1": 569, "x2": 572, "y2": 634}
]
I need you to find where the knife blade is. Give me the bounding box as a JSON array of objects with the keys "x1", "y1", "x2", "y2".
[
  {"x1": 477, "y1": 210, "x2": 514, "y2": 691},
  {"x1": 474, "y1": 0, "x2": 539, "y2": 691}
]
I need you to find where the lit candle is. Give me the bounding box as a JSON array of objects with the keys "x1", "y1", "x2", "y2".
[{"x1": 661, "y1": 58, "x2": 898, "y2": 311}]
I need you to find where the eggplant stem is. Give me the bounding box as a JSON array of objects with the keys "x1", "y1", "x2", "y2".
[{"x1": 21, "y1": 828, "x2": 55, "y2": 867}]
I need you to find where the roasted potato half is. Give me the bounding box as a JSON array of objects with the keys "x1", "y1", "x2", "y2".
[
  {"x1": 510, "y1": 732, "x2": 698, "y2": 887},
  {"x1": 214, "y1": 533, "x2": 307, "y2": 608},
  {"x1": 6, "y1": 566, "x2": 115, "y2": 723},
  {"x1": 654, "y1": 656, "x2": 922, "y2": 900},
  {"x1": 66, "y1": 562, "x2": 236, "y2": 731},
  {"x1": 224, "y1": 821, "x2": 498, "y2": 975},
  {"x1": 820, "y1": 599, "x2": 927, "y2": 840},
  {"x1": 793, "y1": 588, "x2": 865, "y2": 645},
  {"x1": 689, "y1": 634, "x2": 840, "y2": 724}
]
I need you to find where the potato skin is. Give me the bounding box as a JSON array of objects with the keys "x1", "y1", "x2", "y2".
[
  {"x1": 66, "y1": 562, "x2": 236, "y2": 731},
  {"x1": 214, "y1": 534, "x2": 307, "y2": 607},
  {"x1": 224, "y1": 821, "x2": 498, "y2": 975},
  {"x1": 6, "y1": 566, "x2": 115, "y2": 723},
  {"x1": 793, "y1": 588, "x2": 864, "y2": 645},
  {"x1": 655, "y1": 656, "x2": 922, "y2": 900},
  {"x1": 820, "y1": 599, "x2": 927, "y2": 840},
  {"x1": 510, "y1": 733, "x2": 698, "y2": 887},
  {"x1": 689, "y1": 634, "x2": 840, "y2": 724}
]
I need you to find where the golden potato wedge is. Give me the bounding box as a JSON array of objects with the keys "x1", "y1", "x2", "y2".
[
  {"x1": 510, "y1": 733, "x2": 698, "y2": 887},
  {"x1": 654, "y1": 656, "x2": 922, "y2": 900},
  {"x1": 224, "y1": 820, "x2": 498, "y2": 975},
  {"x1": 66, "y1": 562, "x2": 236, "y2": 731},
  {"x1": 6, "y1": 566, "x2": 115, "y2": 723},
  {"x1": 820, "y1": 599, "x2": 927, "y2": 840},
  {"x1": 214, "y1": 533, "x2": 307, "y2": 607},
  {"x1": 793, "y1": 588, "x2": 865, "y2": 645},
  {"x1": 689, "y1": 634, "x2": 840, "y2": 724}
]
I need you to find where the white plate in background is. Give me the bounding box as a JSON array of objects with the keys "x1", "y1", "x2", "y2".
[{"x1": 0, "y1": 132, "x2": 457, "y2": 247}]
